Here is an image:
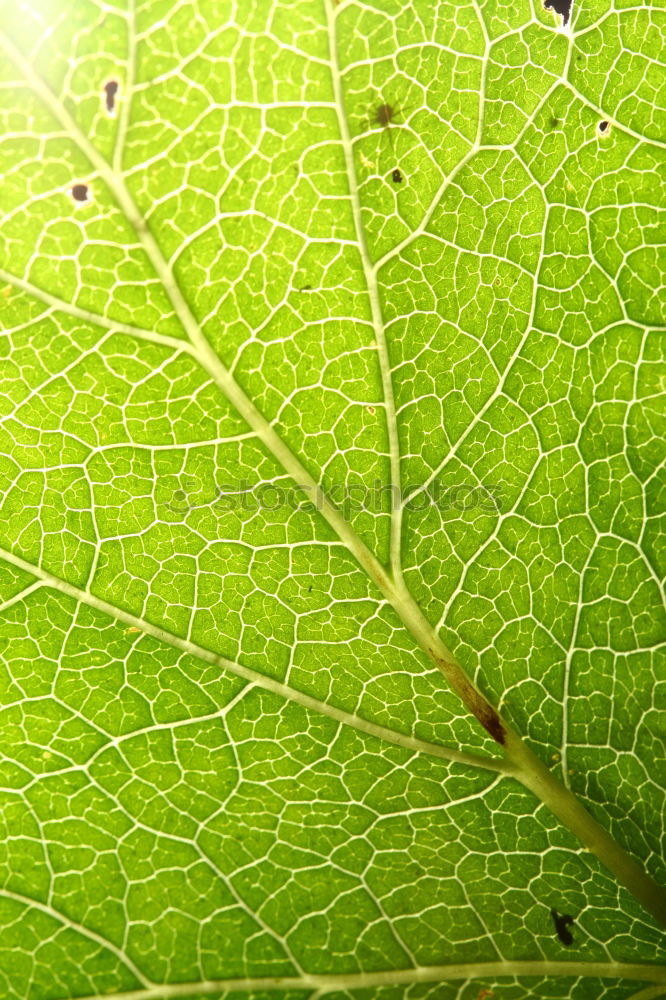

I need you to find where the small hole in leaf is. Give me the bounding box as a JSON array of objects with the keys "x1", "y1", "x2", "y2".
[
  {"x1": 71, "y1": 183, "x2": 90, "y2": 203},
  {"x1": 550, "y1": 908, "x2": 575, "y2": 946},
  {"x1": 543, "y1": 0, "x2": 573, "y2": 26},
  {"x1": 104, "y1": 80, "x2": 119, "y2": 114}
]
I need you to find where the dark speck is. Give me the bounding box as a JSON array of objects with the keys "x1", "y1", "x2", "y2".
[
  {"x1": 391, "y1": 168, "x2": 402, "y2": 184},
  {"x1": 551, "y1": 908, "x2": 575, "y2": 946},
  {"x1": 298, "y1": 284, "x2": 312, "y2": 291},
  {"x1": 71, "y1": 184, "x2": 89, "y2": 202},
  {"x1": 550, "y1": 117, "x2": 559, "y2": 128},
  {"x1": 104, "y1": 80, "x2": 118, "y2": 113},
  {"x1": 598, "y1": 120, "x2": 609, "y2": 133}
]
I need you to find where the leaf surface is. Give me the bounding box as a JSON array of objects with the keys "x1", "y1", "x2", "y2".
[{"x1": 0, "y1": 1, "x2": 664, "y2": 998}]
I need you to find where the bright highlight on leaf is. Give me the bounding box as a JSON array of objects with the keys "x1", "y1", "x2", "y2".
[{"x1": 0, "y1": 1, "x2": 664, "y2": 999}]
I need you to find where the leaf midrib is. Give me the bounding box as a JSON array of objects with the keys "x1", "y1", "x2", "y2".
[{"x1": 7, "y1": 960, "x2": 665, "y2": 1000}]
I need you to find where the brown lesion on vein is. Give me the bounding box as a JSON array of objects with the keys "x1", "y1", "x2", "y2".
[
  {"x1": 457, "y1": 674, "x2": 506, "y2": 746},
  {"x1": 427, "y1": 647, "x2": 506, "y2": 747}
]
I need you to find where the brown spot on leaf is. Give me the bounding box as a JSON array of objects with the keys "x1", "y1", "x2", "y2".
[
  {"x1": 375, "y1": 103, "x2": 395, "y2": 128},
  {"x1": 71, "y1": 183, "x2": 89, "y2": 202},
  {"x1": 104, "y1": 79, "x2": 119, "y2": 113}
]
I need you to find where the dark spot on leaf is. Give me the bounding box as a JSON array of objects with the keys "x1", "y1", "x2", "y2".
[
  {"x1": 598, "y1": 120, "x2": 609, "y2": 133},
  {"x1": 550, "y1": 117, "x2": 559, "y2": 128},
  {"x1": 298, "y1": 284, "x2": 312, "y2": 291},
  {"x1": 71, "y1": 183, "x2": 89, "y2": 203},
  {"x1": 375, "y1": 103, "x2": 395, "y2": 128},
  {"x1": 104, "y1": 80, "x2": 118, "y2": 113},
  {"x1": 543, "y1": 0, "x2": 572, "y2": 26},
  {"x1": 551, "y1": 908, "x2": 575, "y2": 946},
  {"x1": 391, "y1": 168, "x2": 402, "y2": 183},
  {"x1": 364, "y1": 96, "x2": 413, "y2": 142}
]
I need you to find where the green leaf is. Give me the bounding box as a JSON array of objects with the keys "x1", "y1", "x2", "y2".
[{"x1": 0, "y1": 1, "x2": 664, "y2": 998}]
